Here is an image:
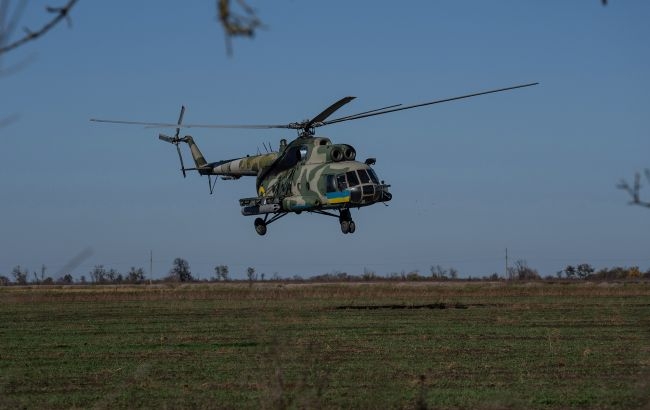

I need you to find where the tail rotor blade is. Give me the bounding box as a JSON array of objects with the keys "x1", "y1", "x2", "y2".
[
  {"x1": 175, "y1": 144, "x2": 187, "y2": 178},
  {"x1": 159, "y1": 134, "x2": 175, "y2": 143},
  {"x1": 175, "y1": 105, "x2": 185, "y2": 138},
  {"x1": 161, "y1": 107, "x2": 188, "y2": 178}
]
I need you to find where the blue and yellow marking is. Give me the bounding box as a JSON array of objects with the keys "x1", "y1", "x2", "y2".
[{"x1": 326, "y1": 191, "x2": 350, "y2": 204}]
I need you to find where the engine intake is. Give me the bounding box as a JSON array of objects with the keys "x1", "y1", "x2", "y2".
[{"x1": 328, "y1": 144, "x2": 356, "y2": 162}]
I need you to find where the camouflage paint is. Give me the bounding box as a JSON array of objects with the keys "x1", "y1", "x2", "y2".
[{"x1": 183, "y1": 135, "x2": 391, "y2": 214}]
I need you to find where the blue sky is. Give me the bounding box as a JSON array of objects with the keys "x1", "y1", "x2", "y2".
[{"x1": 1, "y1": 1, "x2": 649, "y2": 280}]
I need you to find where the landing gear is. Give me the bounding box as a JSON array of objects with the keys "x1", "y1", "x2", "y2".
[
  {"x1": 253, "y1": 213, "x2": 288, "y2": 236},
  {"x1": 340, "y1": 220, "x2": 356, "y2": 234},
  {"x1": 339, "y1": 209, "x2": 356, "y2": 234},
  {"x1": 253, "y1": 209, "x2": 356, "y2": 236},
  {"x1": 254, "y1": 218, "x2": 267, "y2": 236}
]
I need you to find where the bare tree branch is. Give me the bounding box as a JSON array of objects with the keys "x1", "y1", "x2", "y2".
[
  {"x1": 0, "y1": 0, "x2": 79, "y2": 55},
  {"x1": 1, "y1": 1, "x2": 265, "y2": 57},
  {"x1": 617, "y1": 169, "x2": 650, "y2": 209},
  {"x1": 217, "y1": 0, "x2": 262, "y2": 56},
  {"x1": 0, "y1": 0, "x2": 28, "y2": 50}
]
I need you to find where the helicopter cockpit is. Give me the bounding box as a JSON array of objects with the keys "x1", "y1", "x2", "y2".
[{"x1": 326, "y1": 167, "x2": 391, "y2": 205}]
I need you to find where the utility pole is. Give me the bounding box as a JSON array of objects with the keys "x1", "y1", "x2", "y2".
[
  {"x1": 150, "y1": 250, "x2": 153, "y2": 279},
  {"x1": 505, "y1": 248, "x2": 509, "y2": 280}
]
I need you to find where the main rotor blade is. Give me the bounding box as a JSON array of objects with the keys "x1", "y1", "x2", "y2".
[
  {"x1": 91, "y1": 83, "x2": 537, "y2": 132},
  {"x1": 90, "y1": 118, "x2": 179, "y2": 126},
  {"x1": 328, "y1": 103, "x2": 402, "y2": 123},
  {"x1": 91, "y1": 98, "x2": 357, "y2": 132},
  {"x1": 304, "y1": 96, "x2": 356, "y2": 131},
  {"x1": 147, "y1": 123, "x2": 295, "y2": 129},
  {"x1": 324, "y1": 82, "x2": 539, "y2": 126},
  {"x1": 90, "y1": 118, "x2": 293, "y2": 129}
]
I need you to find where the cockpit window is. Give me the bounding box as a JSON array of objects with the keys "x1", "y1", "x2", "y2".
[
  {"x1": 346, "y1": 171, "x2": 359, "y2": 187},
  {"x1": 358, "y1": 169, "x2": 371, "y2": 184},
  {"x1": 367, "y1": 168, "x2": 380, "y2": 184}
]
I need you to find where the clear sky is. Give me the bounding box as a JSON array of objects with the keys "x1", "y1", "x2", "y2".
[{"x1": 1, "y1": 1, "x2": 649, "y2": 280}]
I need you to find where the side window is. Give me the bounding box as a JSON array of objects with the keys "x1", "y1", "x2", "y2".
[
  {"x1": 336, "y1": 174, "x2": 348, "y2": 190},
  {"x1": 299, "y1": 145, "x2": 309, "y2": 160},
  {"x1": 358, "y1": 169, "x2": 371, "y2": 184},
  {"x1": 326, "y1": 175, "x2": 337, "y2": 192},
  {"x1": 346, "y1": 170, "x2": 359, "y2": 187}
]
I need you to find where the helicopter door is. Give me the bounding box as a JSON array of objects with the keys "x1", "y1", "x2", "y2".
[
  {"x1": 325, "y1": 174, "x2": 352, "y2": 205},
  {"x1": 336, "y1": 174, "x2": 347, "y2": 190},
  {"x1": 326, "y1": 175, "x2": 338, "y2": 192}
]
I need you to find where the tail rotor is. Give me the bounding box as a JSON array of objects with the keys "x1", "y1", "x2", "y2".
[{"x1": 159, "y1": 105, "x2": 188, "y2": 178}]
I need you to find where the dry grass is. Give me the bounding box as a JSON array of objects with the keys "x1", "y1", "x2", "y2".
[{"x1": 1, "y1": 281, "x2": 648, "y2": 409}]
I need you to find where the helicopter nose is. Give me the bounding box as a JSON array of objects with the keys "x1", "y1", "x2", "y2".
[{"x1": 375, "y1": 183, "x2": 392, "y2": 202}]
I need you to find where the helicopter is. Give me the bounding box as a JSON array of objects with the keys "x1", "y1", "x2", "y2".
[{"x1": 91, "y1": 82, "x2": 537, "y2": 235}]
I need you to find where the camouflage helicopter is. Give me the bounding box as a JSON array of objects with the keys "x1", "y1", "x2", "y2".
[{"x1": 91, "y1": 83, "x2": 537, "y2": 235}]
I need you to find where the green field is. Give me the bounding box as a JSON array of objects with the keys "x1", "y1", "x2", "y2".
[{"x1": 1, "y1": 282, "x2": 648, "y2": 409}]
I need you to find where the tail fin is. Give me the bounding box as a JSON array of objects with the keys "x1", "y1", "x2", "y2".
[{"x1": 183, "y1": 136, "x2": 208, "y2": 169}]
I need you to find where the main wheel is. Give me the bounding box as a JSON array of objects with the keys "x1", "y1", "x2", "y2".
[
  {"x1": 254, "y1": 218, "x2": 267, "y2": 236},
  {"x1": 348, "y1": 221, "x2": 356, "y2": 234},
  {"x1": 340, "y1": 220, "x2": 350, "y2": 234}
]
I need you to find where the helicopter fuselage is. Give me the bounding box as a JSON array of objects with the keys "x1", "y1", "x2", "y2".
[
  {"x1": 257, "y1": 137, "x2": 390, "y2": 211},
  {"x1": 244, "y1": 158, "x2": 392, "y2": 213},
  {"x1": 196, "y1": 136, "x2": 391, "y2": 216}
]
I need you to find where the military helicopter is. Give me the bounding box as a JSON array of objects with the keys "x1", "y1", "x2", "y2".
[{"x1": 91, "y1": 82, "x2": 537, "y2": 235}]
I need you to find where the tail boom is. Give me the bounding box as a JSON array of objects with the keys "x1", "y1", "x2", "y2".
[{"x1": 205, "y1": 152, "x2": 278, "y2": 177}]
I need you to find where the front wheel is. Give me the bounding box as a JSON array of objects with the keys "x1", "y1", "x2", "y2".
[{"x1": 254, "y1": 218, "x2": 267, "y2": 236}]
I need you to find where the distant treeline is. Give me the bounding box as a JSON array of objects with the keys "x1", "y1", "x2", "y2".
[{"x1": 1, "y1": 259, "x2": 649, "y2": 286}]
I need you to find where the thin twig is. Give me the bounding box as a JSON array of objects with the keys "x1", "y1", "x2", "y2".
[
  {"x1": 617, "y1": 169, "x2": 650, "y2": 208},
  {"x1": 0, "y1": 0, "x2": 79, "y2": 55}
]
